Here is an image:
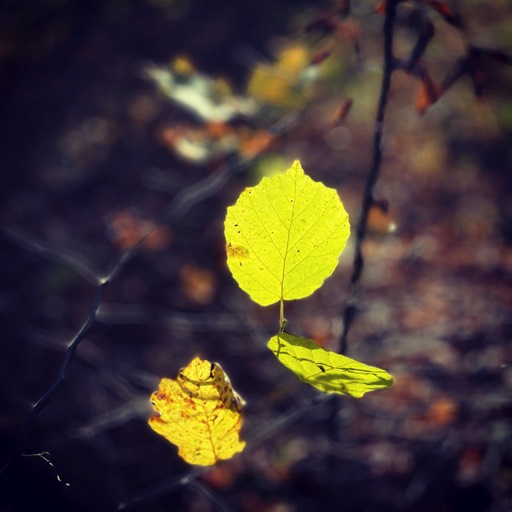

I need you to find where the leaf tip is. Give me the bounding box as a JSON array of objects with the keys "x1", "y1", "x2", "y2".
[{"x1": 289, "y1": 159, "x2": 305, "y2": 175}]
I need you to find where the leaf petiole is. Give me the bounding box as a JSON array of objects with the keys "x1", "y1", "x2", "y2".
[{"x1": 279, "y1": 299, "x2": 286, "y2": 331}]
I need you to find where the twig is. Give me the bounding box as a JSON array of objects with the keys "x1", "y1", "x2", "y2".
[
  {"x1": 4, "y1": 226, "x2": 102, "y2": 285},
  {"x1": 339, "y1": 0, "x2": 398, "y2": 354},
  {"x1": 327, "y1": 0, "x2": 399, "y2": 483},
  {"x1": 118, "y1": 468, "x2": 206, "y2": 511},
  {"x1": 1, "y1": 280, "x2": 108, "y2": 474},
  {"x1": 187, "y1": 480, "x2": 233, "y2": 512},
  {"x1": 0, "y1": 152, "x2": 260, "y2": 475}
]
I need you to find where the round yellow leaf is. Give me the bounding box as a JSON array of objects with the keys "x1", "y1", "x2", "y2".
[{"x1": 225, "y1": 160, "x2": 350, "y2": 306}]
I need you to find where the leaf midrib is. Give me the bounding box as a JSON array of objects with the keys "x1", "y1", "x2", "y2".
[{"x1": 280, "y1": 173, "x2": 297, "y2": 303}]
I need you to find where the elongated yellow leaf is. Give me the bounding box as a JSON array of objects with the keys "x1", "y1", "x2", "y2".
[
  {"x1": 149, "y1": 357, "x2": 245, "y2": 466},
  {"x1": 268, "y1": 332, "x2": 393, "y2": 398},
  {"x1": 225, "y1": 160, "x2": 350, "y2": 306}
]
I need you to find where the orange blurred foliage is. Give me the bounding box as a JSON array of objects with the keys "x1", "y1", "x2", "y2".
[
  {"x1": 238, "y1": 128, "x2": 276, "y2": 158},
  {"x1": 425, "y1": 395, "x2": 458, "y2": 426},
  {"x1": 107, "y1": 210, "x2": 172, "y2": 251},
  {"x1": 179, "y1": 263, "x2": 217, "y2": 305},
  {"x1": 415, "y1": 72, "x2": 440, "y2": 115},
  {"x1": 159, "y1": 122, "x2": 276, "y2": 164},
  {"x1": 367, "y1": 202, "x2": 397, "y2": 234},
  {"x1": 201, "y1": 463, "x2": 238, "y2": 490}
]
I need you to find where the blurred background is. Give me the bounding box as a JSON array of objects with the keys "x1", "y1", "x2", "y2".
[{"x1": 1, "y1": 0, "x2": 511, "y2": 511}]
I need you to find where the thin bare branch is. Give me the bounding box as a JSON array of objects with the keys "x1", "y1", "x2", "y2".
[
  {"x1": 1, "y1": 155, "x2": 260, "y2": 474},
  {"x1": 340, "y1": 0, "x2": 398, "y2": 354}
]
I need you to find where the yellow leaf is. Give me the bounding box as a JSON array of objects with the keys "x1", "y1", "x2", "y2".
[
  {"x1": 225, "y1": 160, "x2": 350, "y2": 306},
  {"x1": 149, "y1": 357, "x2": 246, "y2": 466},
  {"x1": 268, "y1": 332, "x2": 393, "y2": 397}
]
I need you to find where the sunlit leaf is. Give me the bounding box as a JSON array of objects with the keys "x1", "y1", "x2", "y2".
[
  {"x1": 149, "y1": 357, "x2": 245, "y2": 466},
  {"x1": 268, "y1": 332, "x2": 393, "y2": 397},
  {"x1": 225, "y1": 160, "x2": 350, "y2": 306}
]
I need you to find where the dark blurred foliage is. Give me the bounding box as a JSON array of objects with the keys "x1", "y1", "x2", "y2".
[{"x1": 1, "y1": 0, "x2": 512, "y2": 511}]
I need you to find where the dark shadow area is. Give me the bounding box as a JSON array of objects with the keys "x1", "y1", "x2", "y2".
[{"x1": 1, "y1": 1, "x2": 511, "y2": 511}]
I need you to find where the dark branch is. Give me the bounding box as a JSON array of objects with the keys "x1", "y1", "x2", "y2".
[
  {"x1": 340, "y1": 0, "x2": 398, "y2": 354},
  {"x1": 0, "y1": 151, "x2": 263, "y2": 475},
  {"x1": 404, "y1": 14, "x2": 435, "y2": 72},
  {"x1": 1, "y1": 281, "x2": 108, "y2": 474}
]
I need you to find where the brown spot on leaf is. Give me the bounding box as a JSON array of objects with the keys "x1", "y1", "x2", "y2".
[{"x1": 226, "y1": 242, "x2": 249, "y2": 259}]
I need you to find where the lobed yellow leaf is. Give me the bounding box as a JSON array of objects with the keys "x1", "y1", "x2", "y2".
[
  {"x1": 149, "y1": 357, "x2": 245, "y2": 466},
  {"x1": 225, "y1": 160, "x2": 350, "y2": 306}
]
